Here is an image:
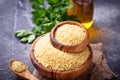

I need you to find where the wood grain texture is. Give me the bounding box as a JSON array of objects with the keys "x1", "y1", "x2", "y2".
[
  {"x1": 30, "y1": 34, "x2": 93, "y2": 80},
  {"x1": 0, "y1": 0, "x2": 120, "y2": 79},
  {"x1": 9, "y1": 60, "x2": 39, "y2": 80},
  {"x1": 50, "y1": 21, "x2": 89, "y2": 53},
  {"x1": 32, "y1": 43, "x2": 115, "y2": 80}
]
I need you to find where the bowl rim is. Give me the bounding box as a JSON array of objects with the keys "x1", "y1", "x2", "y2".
[
  {"x1": 50, "y1": 21, "x2": 89, "y2": 53},
  {"x1": 30, "y1": 34, "x2": 93, "y2": 79}
]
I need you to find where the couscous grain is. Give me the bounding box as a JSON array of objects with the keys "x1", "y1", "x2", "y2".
[
  {"x1": 11, "y1": 61, "x2": 26, "y2": 73},
  {"x1": 34, "y1": 33, "x2": 90, "y2": 71},
  {"x1": 55, "y1": 24, "x2": 86, "y2": 45}
]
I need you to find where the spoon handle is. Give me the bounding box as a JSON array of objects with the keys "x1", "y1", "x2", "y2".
[{"x1": 30, "y1": 74, "x2": 39, "y2": 80}]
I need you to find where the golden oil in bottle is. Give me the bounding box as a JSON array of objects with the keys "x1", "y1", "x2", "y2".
[{"x1": 67, "y1": 0, "x2": 94, "y2": 29}]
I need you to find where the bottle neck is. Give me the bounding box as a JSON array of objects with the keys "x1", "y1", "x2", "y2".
[{"x1": 74, "y1": 0, "x2": 92, "y2": 5}]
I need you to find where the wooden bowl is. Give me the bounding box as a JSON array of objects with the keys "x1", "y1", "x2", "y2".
[
  {"x1": 50, "y1": 21, "x2": 89, "y2": 53},
  {"x1": 30, "y1": 35, "x2": 93, "y2": 80}
]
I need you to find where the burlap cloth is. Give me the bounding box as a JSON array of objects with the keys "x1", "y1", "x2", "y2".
[{"x1": 33, "y1": 43, "x2": 115, "y2": 80}]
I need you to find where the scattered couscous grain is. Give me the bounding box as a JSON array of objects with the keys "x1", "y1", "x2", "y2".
[
  {"x1": 34, "y1": 33, "x2": 90, "y2": 71},
  {"x1": 55, "y1": 24, "x2": 86, "y2": 45},
  {"x1": 11, "y1": 60, "x2": 26, "y2": 73}
]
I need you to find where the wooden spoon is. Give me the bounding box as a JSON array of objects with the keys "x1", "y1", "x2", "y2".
[{"x1": 9, "y1": 60, "x2": 39, "y2": 80}]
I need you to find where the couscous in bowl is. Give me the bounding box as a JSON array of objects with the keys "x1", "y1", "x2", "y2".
[
  {"x1": 50, "y1": 21, "x2": 89, "y2": 53},
  {"x1": 30, "y1": 21, "x2": 93, "y2": 80}
]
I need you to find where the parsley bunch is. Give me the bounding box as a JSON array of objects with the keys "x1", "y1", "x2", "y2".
[{"x1": 15, "y1": 0, "x2": 77, "y2": 43}]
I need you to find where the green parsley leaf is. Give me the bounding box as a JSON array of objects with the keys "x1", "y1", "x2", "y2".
[
  {"x1": 15, "y1": 0, "x2": 77, "y2": 43},
  {"x1": 38, "y1": 0, "x2": 44, "y2": 5}
]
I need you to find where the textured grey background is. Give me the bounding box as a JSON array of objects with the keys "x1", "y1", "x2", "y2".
[{"x1": 0, "y1": 0, "x2": 120, "y2": 80}]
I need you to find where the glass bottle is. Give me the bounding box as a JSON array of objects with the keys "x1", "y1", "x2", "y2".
[{"x1": 67, "y1": 0, "x2": 94, "y2": 29}]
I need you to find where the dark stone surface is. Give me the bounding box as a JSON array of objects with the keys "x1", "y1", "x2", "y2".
[{"x1": 0, "y1": 0, "x2": 120, "y2": 80}]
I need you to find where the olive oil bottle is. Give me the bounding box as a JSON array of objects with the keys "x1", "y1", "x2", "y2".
[{"x1": 68, "y1": 0, "x2": 94, "y2": 29}]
